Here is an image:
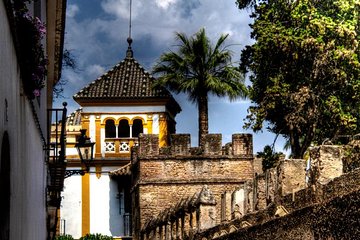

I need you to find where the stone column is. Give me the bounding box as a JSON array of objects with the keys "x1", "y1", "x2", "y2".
[{"x1": 165, "y1": 222, "x2": 171, "y2": 240}]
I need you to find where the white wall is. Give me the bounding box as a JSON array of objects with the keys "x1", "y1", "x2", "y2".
[
  {"x1": 61, "y1": 175, "x2": 82, "y2": 238},
  {"x1": 83, "y1": 106, "x2": 166, "y2": 113},
  {"x1": 0, "y1": 1, "x2": 48, "y2": 239},
  {"x1": 61, "y1": 168, "x2": 123, "y2": 238}
]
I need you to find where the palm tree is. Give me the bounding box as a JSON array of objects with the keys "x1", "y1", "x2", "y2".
[{"x1": 153, "y1": 28, "x2": 247, "y2": 149}]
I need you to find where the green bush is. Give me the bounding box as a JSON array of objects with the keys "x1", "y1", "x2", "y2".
[
  {"x1": 54, "y1": 235, "x2": 74, "y2": 240},
  {"x1": 79, "y1": 233, "x2": 113, "y2": 240},
  {"x1": 257, "y1": 145, "x2": 282, "y2": 172}
]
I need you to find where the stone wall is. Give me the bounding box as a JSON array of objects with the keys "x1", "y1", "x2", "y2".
[
  {"x1": 254, "y1": 159, "x2": 306, "y2": 210},
  {"x1": 133, "y1": 137, "x2": 357, "y2": 240},
  {"x1": 132, "y1": 133, "x2": 254, "y2": 239},
  {"x1": 309, "y1": 145, "x2": 343, "y2": 185},
  {"x1": 194, "y1": 144, "x2": 359, "y2": 240},
  {"x1": 195, "y1": 168, "x2": 360, "y2": 240}
]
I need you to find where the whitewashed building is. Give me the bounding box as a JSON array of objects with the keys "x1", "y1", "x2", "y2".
[
  {"x1": 59, "y1": 39, "x2": 181, "y2": 239},
  {"x1": 0, "y1": 0, "x2": 66, "y2": 239}
]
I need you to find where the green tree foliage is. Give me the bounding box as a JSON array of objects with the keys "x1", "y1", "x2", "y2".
[
  {"x1": 54, "y1": 235, "x2": 74, "y2": 240},
  {"x1": 257, "y1": 145, "x2": 283, "y2": 171},
  {"x1": 153, "y1": 28, "x2": 247, "y2": 148},
  {"x1": 238, "y1": 0, "x2": 360, "y2": 158},
  {"x1": 79, "y1": 233, "x2": 113, "y2": 240}
]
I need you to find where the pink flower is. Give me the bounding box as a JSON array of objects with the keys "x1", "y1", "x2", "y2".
[{"x1": 33, "y1": 89, "x2": 41, "y2": 97}]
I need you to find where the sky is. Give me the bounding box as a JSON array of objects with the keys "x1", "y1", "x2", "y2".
[{"x1": 54, "y1": 0, "x2": 287, "y2": 154}]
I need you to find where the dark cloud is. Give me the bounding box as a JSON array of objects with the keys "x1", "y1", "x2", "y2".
[
  {"x1": 176, "y1": 0, "x2": 201, "y2": 18},
  {"x1": 54, "y1": 0, "x2": 285, "y2": 152}
]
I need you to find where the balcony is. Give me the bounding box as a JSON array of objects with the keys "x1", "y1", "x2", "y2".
[{"x1": 104, "y1": 138, "x2": 138, "y2": 155}]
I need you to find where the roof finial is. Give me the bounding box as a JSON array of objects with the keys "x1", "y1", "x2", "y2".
[{"x1": 126, "y1": 0, "x2": 133, "y2": 58}]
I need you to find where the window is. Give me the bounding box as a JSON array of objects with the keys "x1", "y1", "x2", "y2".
[
  {"x1": 118, "y1": 119, "x2": 130, "y2": 137},
  {"x1": 132, "y1": 119, "x2": 143, "y2": 138},
  {"x1": 105, "y1": 119, "x2": 116, "y2": 138}
]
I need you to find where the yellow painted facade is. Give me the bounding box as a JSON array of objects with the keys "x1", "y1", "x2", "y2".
[
  {"x1": 82, "y1": 173, "x2": 90, "y2": 235},
  {"x1": 95, "y1": 117, "x2": 101, "y2": 158},
  {"x1": 159, "y1": 114, "x2": 168, "y2": 147},
  {"x1": 66, "y1": 111, "x2": 173, "y2": 237},
  {"x1": 59, "y1": 45, "x2": 181, "y2": 238}
]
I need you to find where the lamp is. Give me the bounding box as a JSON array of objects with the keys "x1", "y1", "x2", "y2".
[
  {"x1": 64, "y1": 129, "x2": 95, "y2": 178},
  {"x1": 75, "y1": 129, "x2": 95, "y2": 171}
]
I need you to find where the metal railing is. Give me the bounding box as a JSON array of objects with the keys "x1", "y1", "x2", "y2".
[{"x1": 124, "y1": 213, "x2": 132, "y2": 236}]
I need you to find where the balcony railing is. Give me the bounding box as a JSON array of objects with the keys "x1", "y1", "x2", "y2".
[
  {"x1": 124, "y1": 213, "x2": 132, "y2": 237},
  {"x1": 104, "y1": 138, "x2": 138, "y2": 154}
]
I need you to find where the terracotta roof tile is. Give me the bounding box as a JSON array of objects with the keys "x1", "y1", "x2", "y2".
[
  {"x1": 109, "y1": 163, "x2": 132, "y2": 177},
  {"x1": 65, "y1": 108, "x2": 82, "y2": 126},
  {"x1": 73, "y1": 56, "x2": 172, "y2": 101}
]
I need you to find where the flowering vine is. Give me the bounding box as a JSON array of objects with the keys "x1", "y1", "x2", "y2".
[{"x1": 13, "y1": 0, "x2": 47, "y2": 98}]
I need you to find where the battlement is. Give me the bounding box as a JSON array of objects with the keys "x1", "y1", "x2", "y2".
[{"x1": 137, "y1": 133, "x2": 253, "y2": 157}]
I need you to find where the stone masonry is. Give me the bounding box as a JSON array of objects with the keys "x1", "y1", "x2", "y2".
[{"x1": 131, "y1": 133, "x2": 254, "y2": 239}]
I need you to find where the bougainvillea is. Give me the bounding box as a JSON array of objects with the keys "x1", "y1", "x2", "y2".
[{"x1": 13, "y1": 0, "x2": 47, "y2": 98}]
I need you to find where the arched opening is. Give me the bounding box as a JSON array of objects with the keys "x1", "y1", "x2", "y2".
[
  {"x1": 132, "y1": 119, "x2": 143, "y2": 138},
  {"x1": 118, "y1": 119, "x2": 130, "y2": 138},
  {"x1": 105, "y1": 119, "x2": 116, "y2": 138},
  {"x1": 0, "y1": 132, "x2": 10, "y2": 240}
]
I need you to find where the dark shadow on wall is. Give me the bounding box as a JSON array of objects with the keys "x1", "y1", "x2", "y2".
[
  {"x1": 0, "y1": 132, "x2": 10, "y2": 240},
  {"x1": 109, "y1": 175, "x2": 132, "y2": 237},
  {"x1": 109, "y1": 177, "x2": 122, "y2": 237}
]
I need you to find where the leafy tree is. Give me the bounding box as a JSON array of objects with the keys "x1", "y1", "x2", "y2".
[
  {"x1": 257, "y1": 145, "x2": 282, "y2": 171},
  {"x1": 238, "y1": 0, "x2": 360, "y2": 158},
  {"x1": 54, "y1": 49, "x2": 77, "y2": 98},
  {"x1": 153, "y1": 28, "x2": 247, "y2": 148}
]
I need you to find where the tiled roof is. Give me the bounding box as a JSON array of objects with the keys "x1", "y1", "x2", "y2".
[
  {"x1": 109, "y1": 162, "x2": 131, "y2": 177},
  {"x1": 73, "y1": 46, "x2": 175, "y2": 102},
  {"x1": 65, "y1": 108, "x2": 82, "y2": 126}
]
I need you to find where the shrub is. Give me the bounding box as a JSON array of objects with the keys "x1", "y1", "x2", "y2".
[
  {"x1": 54, "y1": 235, "x2": 74, "y2": 240},
  {"x1": 79, "y1": 233, "x2": 113, "y2": 240}
]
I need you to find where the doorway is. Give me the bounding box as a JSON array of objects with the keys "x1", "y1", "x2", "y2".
[{"x1": 0, "y1": 132, "x2": 10, "y2": 240}]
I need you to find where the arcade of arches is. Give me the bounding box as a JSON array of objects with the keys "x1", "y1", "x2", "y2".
[{"x1": 105, "y1": 118, "x2": 144, "y2": 139}]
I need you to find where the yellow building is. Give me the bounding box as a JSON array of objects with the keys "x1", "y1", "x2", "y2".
[{"x1": 59, "y1": 39, "x2": 181, "y2": 239}]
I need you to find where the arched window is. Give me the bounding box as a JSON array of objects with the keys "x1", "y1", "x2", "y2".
[
  {"x1": 0, "y1": 132, "x2": 10, "y2": 240},
  {"x1": 132, "y1": 119, "x2": 143, "y2": 138},
  {"x1": 118, "y1": 119, "x2": 130, "y2": 137},
  {"x1": 105, "y1": 119, "x2": 116, "y2": 138}
]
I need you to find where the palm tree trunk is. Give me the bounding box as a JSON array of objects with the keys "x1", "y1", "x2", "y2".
[{"x1": 198, "y1": 94, "x2": 209, "y2": 149}]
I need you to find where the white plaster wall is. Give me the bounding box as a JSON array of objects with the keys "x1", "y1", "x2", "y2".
[
  {"x1": 83, "y1": 106, "x2": 166, "y2": 113},
  {"x1": 66, "y1": 147, "x2": 78, "y2": 156},
  {"x1": 0, "y1": 2, "x2": 47, "y2": 239},
  {"x1": 89, "y1": 115, "x2": 96, "y2": 142},
  {"x1": 61, "y1": 175, "x2": 82, "y2": 238},
  {"x1": 89, "y1": 172, "x2": 122, "y2": 237},
  {"x1": 100, "y1": 114, "x2": 148, "y2": 124},
  {"x1": 152, "y1": 114, "x2": 160, "y2": 134}
]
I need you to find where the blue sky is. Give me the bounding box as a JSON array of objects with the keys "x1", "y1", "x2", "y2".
[{"x1": 54, "y1": 0, "x2": 287, "y2": 154}]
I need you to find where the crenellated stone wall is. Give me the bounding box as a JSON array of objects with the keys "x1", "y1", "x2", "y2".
[
  {"x1": 309, "y1": 145, "x2": 343, "y2": 185},
  {"x1": 132, "y1": 136, "x2": 358, "y2": 240},
  {"x1": 131, "y1": 133, "x2": 254, "y2": 239},
  {"x1": 193, "y1": 144, "x2": 360, "y2": 240}
]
